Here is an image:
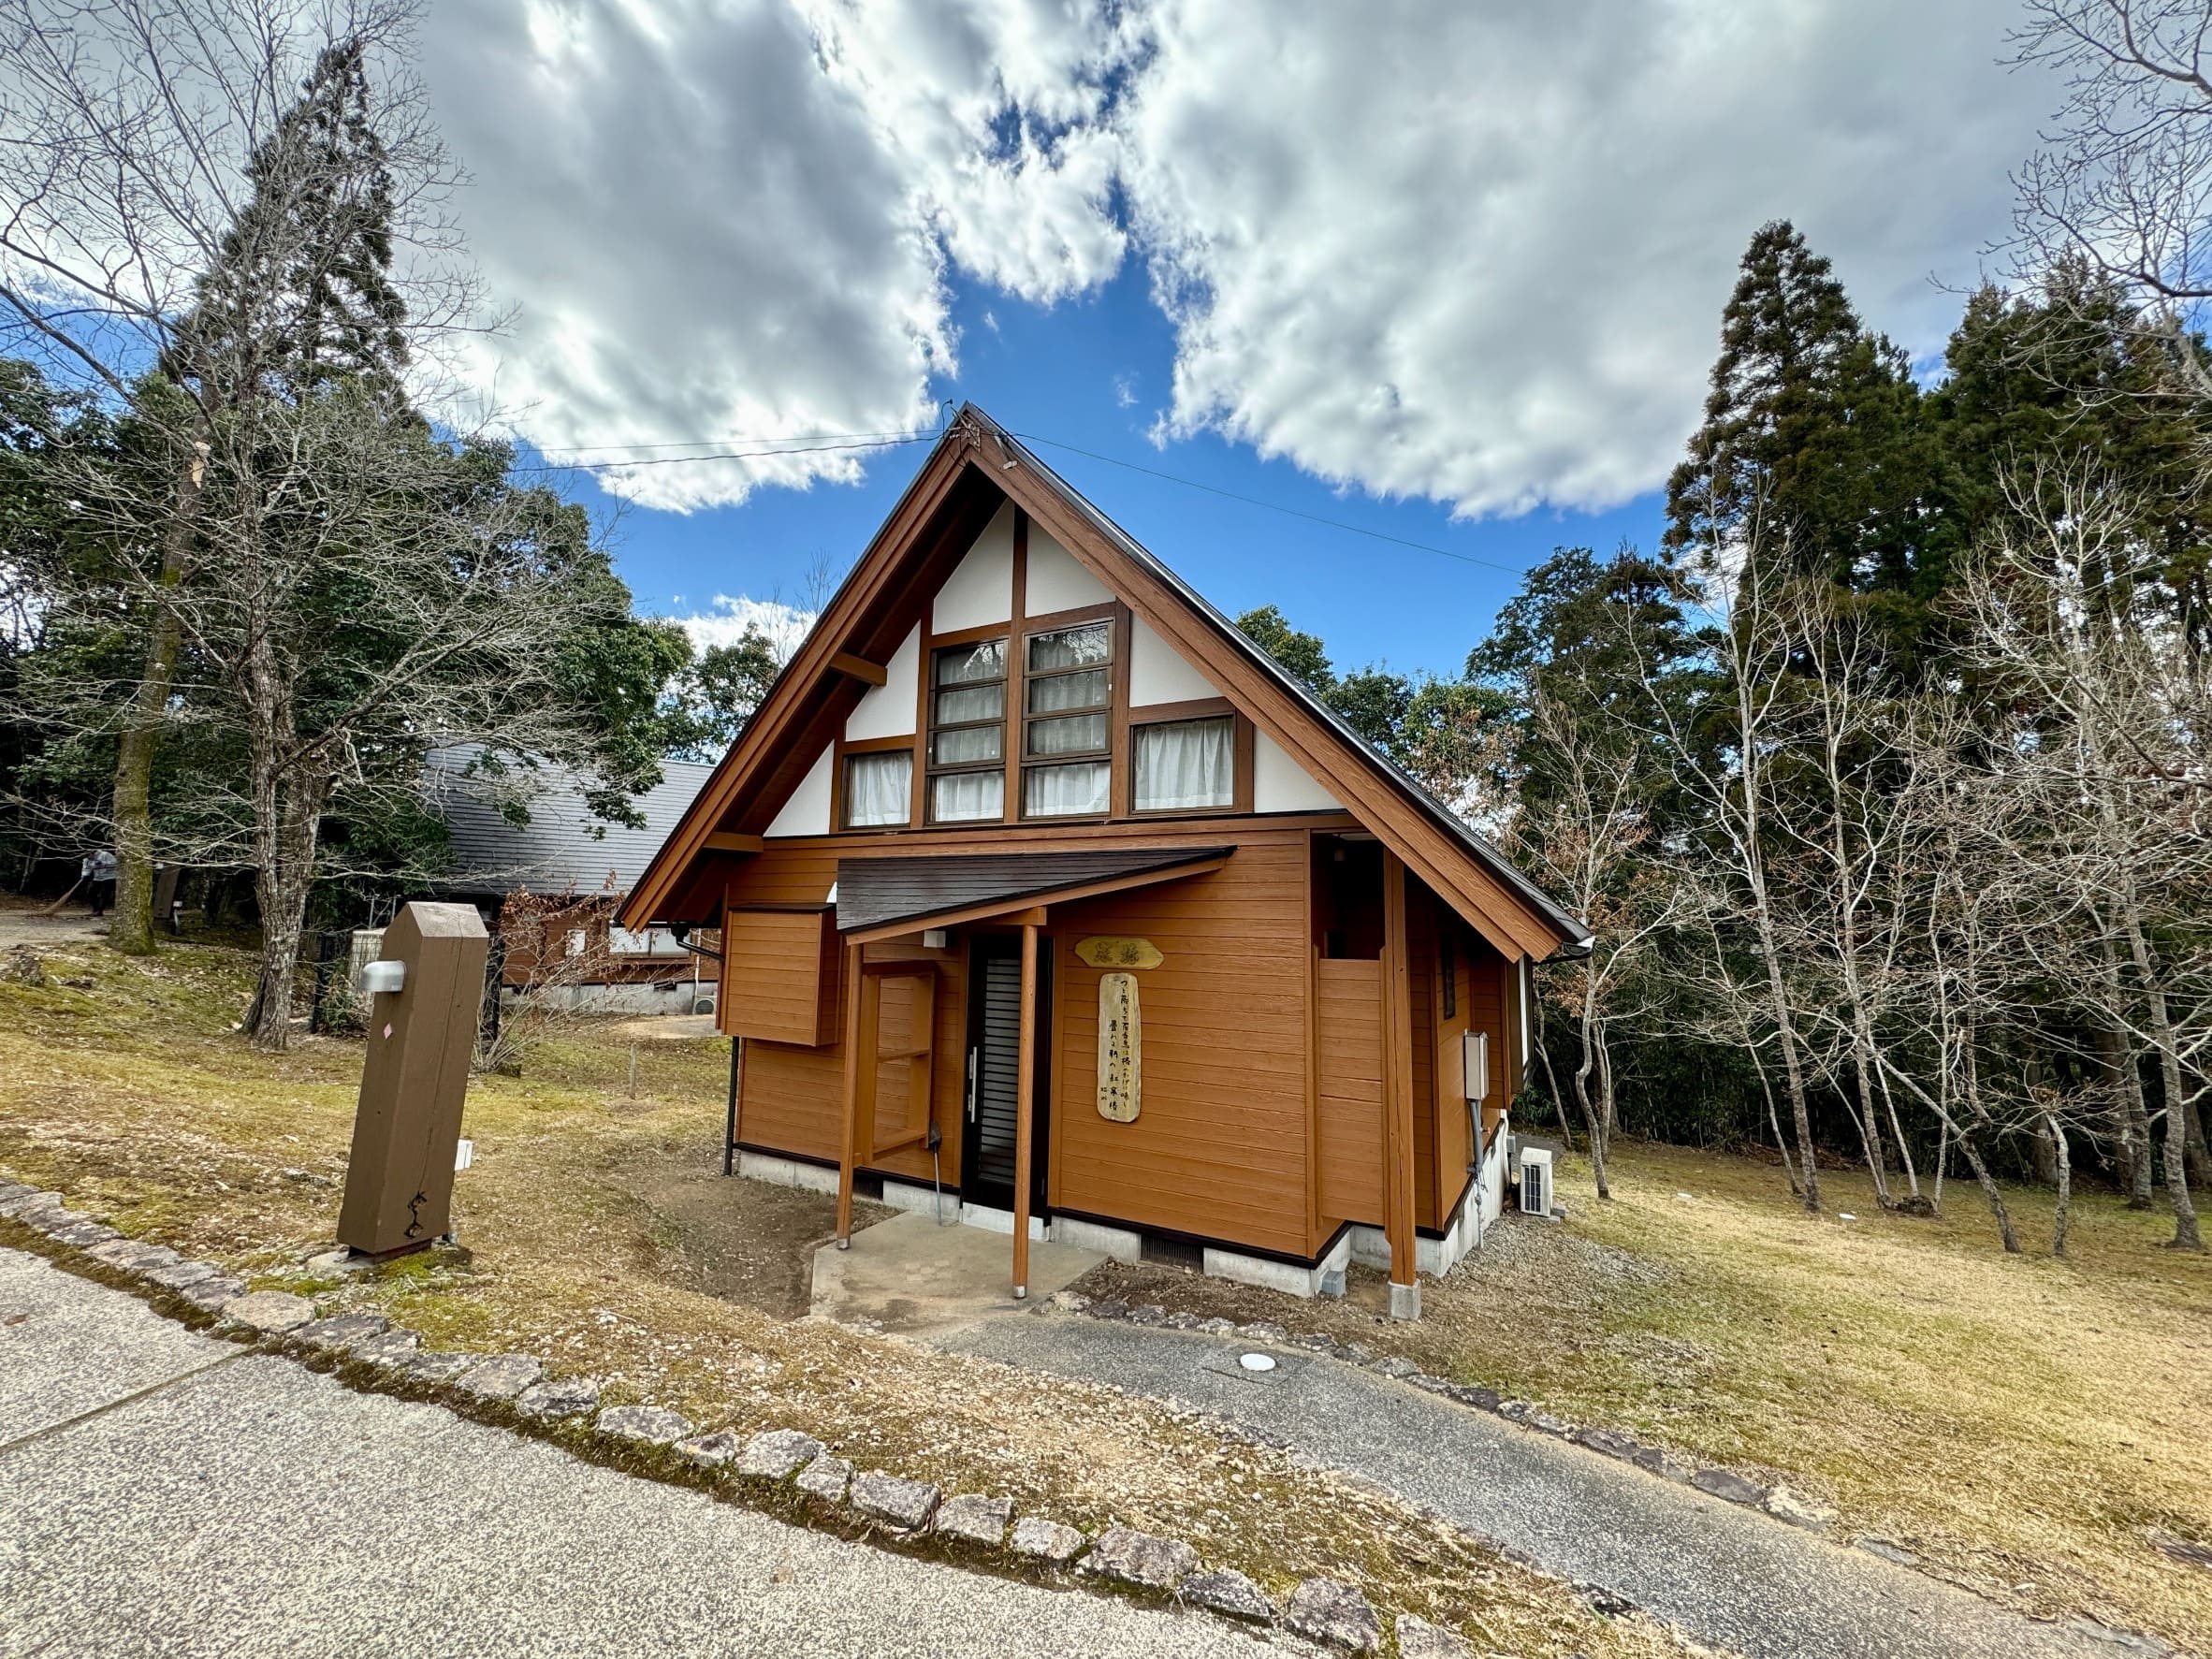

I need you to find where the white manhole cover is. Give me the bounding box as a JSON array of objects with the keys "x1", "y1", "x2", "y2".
[{"x1": 1238, "y1": 1352, "x2": 1277, "y2": 1373}]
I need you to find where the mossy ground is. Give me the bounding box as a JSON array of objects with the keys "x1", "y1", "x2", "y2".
[{"x1": 0, "y1": 929, "x2": 1690, "y2": 1659}]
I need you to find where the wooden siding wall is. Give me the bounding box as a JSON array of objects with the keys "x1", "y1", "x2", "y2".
[
  {"x1": 720, "y1": 909, "x2": 836, "y2": 1044},
  {"x1": 718, "y1": 822, "x2": 1521, "y2": 1264},
  {"x1": 725, "y1": 851, "x2": 969, "y2": 1189},
  {"x1": 1049, "y1": 836, "x2": 1309, "y2": 1258},
  {"x1": 1314, "y1": 957, "x2": 1384, "y2": 1229}
]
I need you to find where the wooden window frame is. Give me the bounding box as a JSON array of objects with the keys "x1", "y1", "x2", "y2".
[
  {"x1": 1123, "y1": 696, "x2": 1255, "y2": 818},
  {"x1": 1017, "y1": 603, "x2": 1116, "y2": 822},
  {"x1": 923, "y1": 630, "x2": 1011, "y2": 826},
  {"x1": 834, "y1": 734, "x2": 916, "y2": 833}
]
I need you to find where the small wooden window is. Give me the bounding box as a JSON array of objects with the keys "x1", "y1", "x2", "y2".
[
  {"x1": 1440, "y1": 930, "x2": 1457, "y2": 1017},
  {"x1": 1132, "y1": 714, "x2": 1234, "y2": 811},
  {"x1": 1022, "y1": 620, "x2": 1112, "y2": 818},
  {"x1": 843, "y1": 749, "x2": 911, "y2": 828},
  {"x1": 927, "y1": 637, "x2": 1006, "y2": 822}
]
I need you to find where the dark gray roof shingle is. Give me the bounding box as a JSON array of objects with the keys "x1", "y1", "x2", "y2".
[
  {"x1": 427, "y1": 750, "x2": 717, "y2": 897},
  {"x1": 836, "y1": 846, "x2": 1231, "y2": 935}
]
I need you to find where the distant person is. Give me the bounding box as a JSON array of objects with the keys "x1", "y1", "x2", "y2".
[{"x1": 82, "y1": 848, "x2": 117, "y2": 918}]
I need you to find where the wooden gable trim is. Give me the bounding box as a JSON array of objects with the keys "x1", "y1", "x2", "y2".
[
  {"x1": 625, "y1": 410, "x2": 1578, "y2": 961},
  {"x1": 982, "y1": 459, "x2": 1563, "y2": 960},
  {"x1": 830, "y1": 651, "x2": 888, "y2": 687},
  {"x1": 620, "y1": 437, "x2": 995, "y2": 929}
]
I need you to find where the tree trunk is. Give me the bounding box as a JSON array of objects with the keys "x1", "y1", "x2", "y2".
[
  {"x1": 2047, "y1": 1113, "x2": 2072, "y2": 1259},
  {"x1": 1573, "y1": 996, "x2": 1609, "y2": 1199},
  {"x1": 1953, "y1": 1128, "x2": 2021, "y2": 1254},
  {"x1": 1755, "y1": 918, "x2": 1821, "y2": 1213},
  {"x1": 109, "y1": 433, "x2": 210, "y2": 955},
  {"x1": 1534, "y1": 1027, "x2": 1577, "y2": 1154},
  {"x1": 1751, "y1": 1046, "x2": 1801, "y2": 1197},
  {"x1": 2098, "y1": 1013, "x2": 2155, "y2": 1209},
  {"x1": 2121, "y1": 897, "x2": 2202, "y2": 1249}
]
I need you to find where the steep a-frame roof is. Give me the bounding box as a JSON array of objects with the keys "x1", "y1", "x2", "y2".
[{"x1": 620, "y1": 405, "x2": 1591, "y2": 962}]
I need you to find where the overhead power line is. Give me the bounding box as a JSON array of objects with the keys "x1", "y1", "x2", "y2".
[
  {"x1": 1008, "y1": 431, "x2": 1527, "y2": 576},
  {"x1": 513, "y1": 415, "x2": 1530, "y2": 576}
]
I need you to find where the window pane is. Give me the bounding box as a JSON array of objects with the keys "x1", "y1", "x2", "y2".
[
  {"x1": 931, "y1": 725, "x2": 1002, "y2": 766},
  {"x1": 1027, "y1": 623, "x2": 1110, "y2": 672},
  {"x1": 1026, "y1": 761, "x2": 1111, "y2": 817},
  {"x1": 935, "y1": 639, "x2": 1006, "y2": 686},
  {"x1": 844, "y1": 750, "x2": 911, "y2": 827},
  {"x1": 931, "y1": 769, "x2": 1004, "y2": 822},
  {"x1": 1026, "y1": 713, "x2": 1107, "y2": 756},
  {"x1": 1134, "y1": 716, "x2": 1234, "y2": 810},
  {"x1": 933, "y1": 683, "x2": 1003, "y2": 725},
  {"x1": 1027, "y1": 668, "x2": 1107, "y2": 712}
]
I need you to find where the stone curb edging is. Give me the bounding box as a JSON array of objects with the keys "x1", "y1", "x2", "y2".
[
  {"x1": 0, "y1": 1180, "x2": 1453, "y2": 1656},
  {"x1": 1055, "y1": 1288, "x2": 1839, "y2": 1534}
]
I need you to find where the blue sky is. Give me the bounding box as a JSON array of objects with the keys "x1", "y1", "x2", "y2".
[
  {"x1": 564, "y1": 259, "x2": 1664, "y2": 683},
  {"x1": 415, "y1": 1, "x2": 2051, "y2": 686}
]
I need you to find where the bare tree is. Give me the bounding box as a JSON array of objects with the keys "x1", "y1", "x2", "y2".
[
  {"x1": 1501, "y1": 678, "x2": 1692, "y2": 1199},
  {"x1": 2009, "y1": 0, "x2": 2212, "y2": 399},
  {"x1": 1947, "y1": 462, "x2": 2209, "y2": 1248},
  {"x1": 1630, "y1": 516, "x2": 1826, "y2": 1211}
]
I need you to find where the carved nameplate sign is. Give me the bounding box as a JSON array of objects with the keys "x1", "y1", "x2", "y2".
[
  {"x1": 1097, "y1": 971, "x2": 1142, "y2": 1123},
  {"x1": 1076, "y1": 936, "x2": 1162, "y2": 971}
]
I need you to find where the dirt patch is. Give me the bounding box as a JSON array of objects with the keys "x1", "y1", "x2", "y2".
[{"x1": 618, "y1": 1142, "x2": 895, "y2": 1318}]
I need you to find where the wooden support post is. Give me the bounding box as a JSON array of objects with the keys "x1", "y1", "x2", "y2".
[
  {"x1": 1011, "y1": 921, "x2": 1040, "y2": 1300},
  {"x1": 1380, "y1": 852, "x2": 1420, "y2": 1319},
  {"x1": 836, "y1": 939, "x2": 864, "y2": 1247}
]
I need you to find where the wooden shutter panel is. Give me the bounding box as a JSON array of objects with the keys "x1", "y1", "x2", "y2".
[{"x1": 866, "y1": 967, "x2": 937, "y2": 1158}]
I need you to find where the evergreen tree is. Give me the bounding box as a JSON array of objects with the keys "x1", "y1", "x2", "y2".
[
  {"x1": 1664, "y1": 223, "x2": 1935, "y2": 633},
  {"x1": 109, "y1": 36, "x2": 416, "y2": 953}
]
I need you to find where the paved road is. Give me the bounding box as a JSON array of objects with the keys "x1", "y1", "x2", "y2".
[
  {"x1": 0, "y1": 1248, "x2": 1298, "y2": 1659},
  {"x1": 943, "y1": 1315, "x2": 2141, "y2": 1659}
]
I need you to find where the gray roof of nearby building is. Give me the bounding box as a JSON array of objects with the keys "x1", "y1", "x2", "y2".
[{"x1": 427, "y1": 751, "x2": 717, "y2": 898}]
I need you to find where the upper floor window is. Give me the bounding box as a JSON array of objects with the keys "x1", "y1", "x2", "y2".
[
  {"x1": 928, "y1": 638, "x2": 1006, "y2": 822},
  {"x1": 844, "y1": 749, "x2": 911, "y2": 828},
  {"x1": 1022, "y1": 620, "x2": 1112, "y2": 818},
  {"x1": 1132, "y1": 714, "x2": 1234, "y2": 811}
]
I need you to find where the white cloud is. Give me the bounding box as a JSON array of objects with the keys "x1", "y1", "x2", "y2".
[
  {"x1": 674, "y1": 595, "x2": 817, "y2": 661},
  {"x1": 1116, "y1": 0, "x2": 2054, "y2": 517},
  {"x1": 421, "y1": 0, "x2": 2057, "y2": 520}
]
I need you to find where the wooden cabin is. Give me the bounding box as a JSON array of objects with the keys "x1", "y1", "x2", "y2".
[{"x1": 620, "y1": 406, "x2": 1588, "y2": 1318}]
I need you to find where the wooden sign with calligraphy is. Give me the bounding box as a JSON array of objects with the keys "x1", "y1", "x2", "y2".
[
  {"x1": 1096, "y1": 971, "x2": 1142, "y2": 1122},
  {"x1": 1076, "y1": 936, "x2": 1162, "y2": 971}
]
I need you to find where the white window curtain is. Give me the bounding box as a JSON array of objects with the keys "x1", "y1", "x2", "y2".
[
  {"x1": 845, "y1": 751, "x2": 912, "y2": 827},
  {"x1": 1134, "y1": 717, "x2": 1234, "y2": 810},
  {"x1": 931, "y1": 769, "x2": 1004, "y2": 822},
  {"x1": 1026, "y1": 760, "x2": 1111, "y2": 817}
]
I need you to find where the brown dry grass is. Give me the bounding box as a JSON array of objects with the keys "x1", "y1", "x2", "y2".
[
  {"x1": 0, "y1": 936, "x2": 1690, "y2": 1659},
  {"x1": 1084, "y1": 1140, "x2": 2212, "y2": 1654}
]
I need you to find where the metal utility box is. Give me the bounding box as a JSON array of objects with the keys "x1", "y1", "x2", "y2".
[
  {"x1": 1462, "y1": 1028, "x2": 1490, "y2": 1103},
  {"x1": 336, "y1": 901, "x2": 488, "y2": 1257}
]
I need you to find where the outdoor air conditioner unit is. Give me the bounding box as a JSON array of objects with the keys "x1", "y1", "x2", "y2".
[{"x1": 1519, "y1": 1146, "x2": 1553, "y2": 1217}]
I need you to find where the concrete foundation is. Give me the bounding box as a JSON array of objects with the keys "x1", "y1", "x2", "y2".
[
  {"x1": 1201, "y1": 1230, "x2": 1352, "y2": 1300},
  {"x1": 736, "y1": 1151, "x2": 838, "y2": 1197},
  {"x1": 1047, "y1": 1215, "x2": 1142, "y2": 1262},
  {"x1": 1389, "y1": 1279, "x2": 1422, "y2": 1321}
]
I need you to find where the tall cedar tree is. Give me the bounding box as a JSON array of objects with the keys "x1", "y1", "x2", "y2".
[
  {"x1": 109, "y1": 39, "x2": 410, "y2": 953},
  {"x1": 1664, "y1": 223, "x2": 1936, "y2": 654}
]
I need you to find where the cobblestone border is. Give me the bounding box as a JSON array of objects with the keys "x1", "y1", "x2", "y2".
[{"x1": 0, "y1": 1179, "x2": 1467, "y2": 1657}]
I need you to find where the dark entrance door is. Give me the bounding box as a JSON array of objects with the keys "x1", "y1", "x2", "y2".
[{"x1": 962, "y1": 934, "x2": 1051, "y2": 1214}]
